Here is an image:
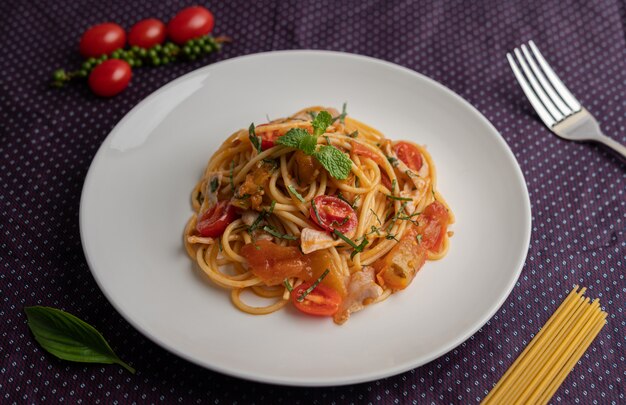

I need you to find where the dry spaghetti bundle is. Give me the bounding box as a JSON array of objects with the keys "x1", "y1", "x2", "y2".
[{"x1": 482, "y1": 285, "x2": 607, "y2": 404}]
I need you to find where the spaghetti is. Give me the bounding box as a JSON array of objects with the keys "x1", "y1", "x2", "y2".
[
  {"x1": 184, "y1": 106, "x2": 454, "y2": 324},
  {"x1": 482, "y1": 286, "x2": 608, "y2": 404}
]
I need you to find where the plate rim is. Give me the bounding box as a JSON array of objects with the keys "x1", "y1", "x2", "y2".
[{"x1": 79, "y1": 50, "x2": 532, "y2": 386}]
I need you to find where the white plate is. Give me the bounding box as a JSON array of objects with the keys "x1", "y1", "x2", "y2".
[{"x1": 80, "y1": 51, "x2": 531, "y2": 386}]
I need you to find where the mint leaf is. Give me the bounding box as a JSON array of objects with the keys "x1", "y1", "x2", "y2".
[
  {"x1": 333, "y1": 103, "x2": 347, "y2": 124},
  {"x1": 276, "y1": 128, "x2": 317, "y2": 155},
  {"x1": 313, "y1": 145, "x2": 353, "y2": 180},
  {"x1": 24, "y1": 306, "x2": 135, "y2": 373},
  {"x1": 311, "y1": 111, "x2": 332, "y2": 136}
]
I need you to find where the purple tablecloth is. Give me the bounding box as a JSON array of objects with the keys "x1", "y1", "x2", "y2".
[{"x1": 1, "y1": 0, "x2": 624, "y2": 403}]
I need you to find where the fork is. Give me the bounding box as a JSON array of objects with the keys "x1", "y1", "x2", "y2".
[{"x1": 507, "y1": 40, "x2": 626, "y2": 158}]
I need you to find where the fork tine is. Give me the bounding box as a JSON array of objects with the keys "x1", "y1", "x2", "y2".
[
  {"x1": 513, "y1": 48, "x2": 565, "y2": 122},
  {"x1": 507, "y1": 53, "x2": 556, "y2": 127},
  {"x1": 529, "y1": 40, "x2": 582, "y2": 112},
  {"x1": 520, "y1": 44, "x2": 571, "y2": 116}
]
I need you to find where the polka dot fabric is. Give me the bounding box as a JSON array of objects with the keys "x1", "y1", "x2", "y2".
[{"x1": 1, "y1": 0, "x2": 624, "y2": 403}]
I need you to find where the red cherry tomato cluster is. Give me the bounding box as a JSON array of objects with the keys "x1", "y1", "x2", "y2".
[{"x1": 53, "y1": 6, "x2": 224, "y2": 97}]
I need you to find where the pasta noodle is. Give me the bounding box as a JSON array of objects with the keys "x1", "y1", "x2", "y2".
[
  {"x1": 184, "y1": 106, "x2": 454, "y2": 323},
  {"x1": 482, "y1": 285, "x2": 608, "y2": 404}
]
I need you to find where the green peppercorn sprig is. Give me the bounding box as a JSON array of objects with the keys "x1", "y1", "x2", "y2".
[{"x1": 52, "y1": 35, "x2": 230, "y2": 88}]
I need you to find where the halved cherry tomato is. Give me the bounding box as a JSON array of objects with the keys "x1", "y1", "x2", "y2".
[
  {"x1": 394, "y1": 142, "x2": 423, "y2": 171},
  {"x1": 79, "y1": 23, "x2": 126, "y2": 58},
  {"x1": 416, "y1": 200, "x2": 450, "y2": 252},
  {"x1": 310, "y1": 195, "x2": 357, "y2": 234},
  {"x1": 128, "y1": 18, "x2": 166, "y2": 49},
  {"x1": 196, "y1": 201, "x2": 238, "y2": 237},
  {"x1": 88, "y1": 59, "x2": 132, "y2": 97},
  {"x1": 167, "y1": 6, "x2": 215, "y2": 44},
  {"x1": 291, "y1": 282, "x2": 342, "y2": 316},
  {"x1": 255, "y1": 124, "x2": 281, "y2": 150}
]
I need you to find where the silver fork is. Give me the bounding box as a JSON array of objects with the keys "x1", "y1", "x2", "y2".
[{"x1": 507, "y1": 40, "x2": 626, "y2": 158}]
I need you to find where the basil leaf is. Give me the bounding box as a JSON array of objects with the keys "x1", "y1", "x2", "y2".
[
  {"x1": 313, "y1": 145, "x2": 353, "y2": 180},
  {"x1": 24, "y1": 306, "x2": 135, "y2": 373},
  {"x1": 311, "y1": 111, "x2": 332, "y2": 136},
  {"x1": 248, "y1": 123, "x2": 262, "y2": 153}
]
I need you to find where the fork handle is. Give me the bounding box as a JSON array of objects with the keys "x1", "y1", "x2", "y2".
[{"x1": 595, "y1": 134, "x2": 626, "y2": 159}]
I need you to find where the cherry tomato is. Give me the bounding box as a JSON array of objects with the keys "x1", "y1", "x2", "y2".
[
  {"x1": 255, "y1": 125, "x2": 281, "y2": 150},
  {"x1": 394, "y1": 142, "x2": 423, "y2": 171},
  {"x1": 167, "y1": 6, "x2": 215, "y2": 44},
  {"x1": 291, "y1": 282, "x2": 342, "y2": 316},
  {"x1": 196, "y1": 201, "x2": 238, "y2": 237},
  {"x1": 310, "y1": 195, "x2": 357, "y2": 234},
  {"x1": 416, "y1": 201, "x2": 450, "y2": 252},
  {"x1": 380, "y1": 171, "x2": 392, "y2": 190},
  {"x1": 79, "y1": 23, "x2": 126, "y2": 58},
  {"x1": 128, "y1": 18, "x2": 166, "y2": 49},
  {"x1": 88, "y1": 59, "x2": 132, "y2": 97}
]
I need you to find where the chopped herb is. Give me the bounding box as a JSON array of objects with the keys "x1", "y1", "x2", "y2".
[
  {"x1": 352, "y1": 195, "x2": 360, "y2": 209},
  {"x1": 247, "y1": 211, "x2": 267, "y2": 234},
  {"x1": 311, "y1": 199, "x2": 323, "y2": 224},
  {"x1": 348, "y1": 130, "x2": 359, "y2": 138},
  {"x1": 269, "y1": 200, "x2": 276, "y2": 214},
  {"x1": 387, "y1": 156, "x2": 399, "y2": 167},
  {"x1": 405, "y1": 169, "x2": 418, "y2": 178},
  {"x1": 248, "y1": 123, "x2": 262, "y2": 153},
  {"x1": 311, "y1": 111, "x2": 332, "y2": 136},
  {"x1": 354, "y1": 176, "x2": 360, "y2": 188},
  {"x1": 331, "y1": 216, "x2": 350, "y2": 228},
  {"x1": 416, "y1": 234, "x2": 422, "y2": 244},
  {"x1": 287, "y1": 185, "x2": 305, "y2": 202},
  {"x1": 324, "y1": 135, "x2": 331, "y2": 145},
  {"x1": 283, "y1": 279, "x2": 293, "y2": 292},
  {"x1": 385, "y1": 234, "x2": 399, "y2": 241},
  {"x1": 210, "y1": 177, "x2": 219, "y2": 193},
  {"x1": 332, "y1": 102, "x2": 347, "y2": 124},
  {"x1": 333, "y1": 229, "x2": 369, "y2": 258},
  {"x1": 432, "y1": 187, "x2": 437, "y2": 200},
  {"x1": 296, "y1": 269, "x2": 330, "y2": 302},
  {"x1": 266, "y1": 114, "x2": 272, "y2": 122},
  {"x1": 391, "y1": 178, "x2": 397, "y2": 192},
  {"x1": 386, "y1": 194, "x2": 412, "y2": 201},
  {"x1": 262, "y1": 158, "x2": 278, "y2": 168},
  {"x1": 229, "y1": 161, "x2": 235, "y2": 192},
  {"x1": 218, "y1": 238, "x2": 223, "y2": 252},
  {"x1": 369, "y1": 209, "x2": 382, "y2": 225},
  {"x1": 263, "y1": 225, "x2": 297, "y2": 240}
]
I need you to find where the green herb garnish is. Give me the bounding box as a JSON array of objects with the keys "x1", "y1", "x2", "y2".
[
  {"x1": 248, "y1": 123, "x2": 262, "y2": 153},
  {"x1": 314, "y1": 145, "x2": 352, "y2": 180},
  {"x1": 269, "y1": 200, "x2": 276, "y2": 214},
  {"x1": 311, "y1": 199, "x2": 323, "y2": 224},
  {"x1": 311, "y1": 110, "x2": 333, "y2": 136},
  {"x1": 332, "y1": 102, "x2": 347, "y2": 125},
  {"x1": 370, "y1": 209, "x2": 382, "y2": 225},
  {"x1": 283, "y1": 279, "x2": 293, "y2": 292},
  {"x1": 333, "y1": 229, "x2": 369, "y2": 258},
  {"x1": 24, "y1": 306, "x2": 135, "y2": 374},
  {"x1": 416, "y1": 234, "x2": 422, "y2": 244},
  {"x1": 348, "y1": 130, "x2": 359, "y2": 138},
  {"x1": 387, "y1": 156, "x2": 399, "y2": 167},
  {"x1": 296, "y1": 269, "x2": 330, "y2": 302},
  {"x1": 276, "y1": 111, "x2": 353, "y2": 180},
  {"x1": 248, "y1": 211, "x2": 266, "y2": 234},
  {"x1": 391, "y1": 178, "x2": 397, "y2": 192},
  {"x1": 287, "y1": 185, "x2": 305, "y2": 203},
  {"x1": 386, "y1": 194, "x2": 412, "y2": 201},
  {"x1": 263, "y1": 225, "x2": 297, "y2": 240}
]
